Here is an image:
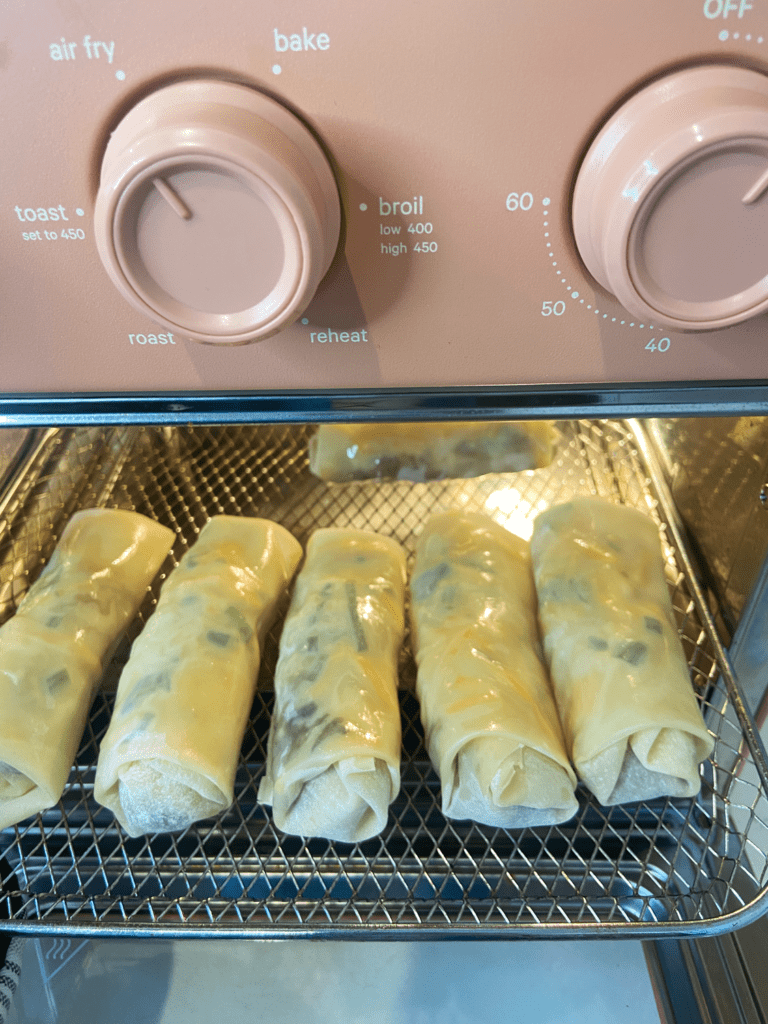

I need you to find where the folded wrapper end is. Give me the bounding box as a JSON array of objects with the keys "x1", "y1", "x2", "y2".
[
  {"x1": 442, "y1": 737, "x2": 579, "y2": 829},
  {"x1": 0, "y1": 764, "x2": 34, "y2": 801},
  {"x1": 0, "y1": 763, "x2": 56, "y2": 832},
  {"x1": 527, "y1": 420, "x2": 560, "y2": 468},
  {"x1": 115, "y1": 760, "x2": 229, "y2": 838},
  {"x1": 258, "y1": 756, "x2": 398, "y2": 844},
  {"x1": 579, "y1": 727, "x2": 710, "y2": 806}
]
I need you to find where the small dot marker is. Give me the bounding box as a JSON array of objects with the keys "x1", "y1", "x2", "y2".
[
  {"x1": 75, "y1": 208, "x2": 84, "y2": 217},
  {"x1": 115, "y1": 70, "x2": 126, "y2": 81},
  {"x1": 272, "y1": 64, "x2": 282, "y2": 75},
  {"x1": 359, "y1": 203, "x2": 368, "y2": 211},
  {"x1": 719, "y1": 30, "x2": 729, "y2": 41},
  {"x1": 734, "y1": 32, "x2": 740, "y2": 39},
  {"x1": 571, "y1": 291, "x2": 579, "y2": 299},
  {"x1": 542, "y1": 197, "x2": 551, "y2": 206},
  {"x1": 301, "y1": 318, "x2": 309, "y2": 325}
]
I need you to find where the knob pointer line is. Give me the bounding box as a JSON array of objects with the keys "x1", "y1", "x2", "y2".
[
  {"x1": 152, "y1": 177, "x2": 192, "y2": 220},
  {"x1": 741, "y1": 165, "x2": 768, "y2": 205}
]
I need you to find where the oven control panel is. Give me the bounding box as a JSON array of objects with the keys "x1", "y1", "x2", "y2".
[{"x1": 3, "y1": 0, "x2": 768, "y2": 396}]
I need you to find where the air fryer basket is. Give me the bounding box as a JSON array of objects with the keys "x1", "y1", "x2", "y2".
[{"x1": 1, "y1": 418, "x2": 767, "y2": 939}]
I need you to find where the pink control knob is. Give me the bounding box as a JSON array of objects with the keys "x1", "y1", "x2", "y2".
[
  {"x1": 573, "y1": 66, "x2": 768, "y2": 331},
  {"x1": 94, "y1": 80, "x2": 340, "y2": 345}
]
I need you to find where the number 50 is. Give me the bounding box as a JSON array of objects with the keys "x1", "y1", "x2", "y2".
[{"x1": 541, "y1": 301, "x2": 565, "y2": 316}]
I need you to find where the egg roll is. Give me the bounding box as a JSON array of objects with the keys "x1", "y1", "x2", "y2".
[
  {"x1": 259, "y1": 528, "x2": 405, "y2": 843},
  {"x1": 308, "y1": 420, "x2": 557, "y2": 482},
  {"x1": 410, "y1": 511, "x2": 578, "y2": 829},
  {"x1": 95, "y1": 516, "x2": 302, "y2": 837},
  {"x1": 0, "y1": 508, "x2": 175, "y2": 831},
  {"x1": 530, "y1": 497, "x2": 714, "y2": 806}
]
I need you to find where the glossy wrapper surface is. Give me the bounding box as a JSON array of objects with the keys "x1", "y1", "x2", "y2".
[
  {"x1": 530, "y1": 497, "x2": 714, "y2": 805},
  {"x1": 94, "y1": 515, "x2": 302, "y2": 837},
  {"x1": 307, "y1": 422, "x2": 557, "y2": 482},
  {"x1": 0, "y1": 509, "x2": 175, "y2": 831},
  {"x1": 410, "y1": 510, "x2": 577, "y2": 828},
  {"x1": 259, "y1": 528, "x2": 406, "y2": 843}
]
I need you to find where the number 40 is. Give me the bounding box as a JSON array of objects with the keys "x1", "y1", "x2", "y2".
[{"x1": 645, "y1": 337, "x2": 671, "y2": 352}]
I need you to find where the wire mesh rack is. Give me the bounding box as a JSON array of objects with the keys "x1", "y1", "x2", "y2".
[{"x1": 1, "y1": 418, "x2": 767, "y2": 938}]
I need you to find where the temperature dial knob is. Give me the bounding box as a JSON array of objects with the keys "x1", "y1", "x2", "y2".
[
  {"x1": 573, "y1": 66, "x2": 768, "y2": 331},
  {"x1": 94, "y1": 80, "x2": 340, "y2": 344}
]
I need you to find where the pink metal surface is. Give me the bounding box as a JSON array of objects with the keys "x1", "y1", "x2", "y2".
[{"x1": 3, "y1": 1, "x2": 768, "y2": 393}]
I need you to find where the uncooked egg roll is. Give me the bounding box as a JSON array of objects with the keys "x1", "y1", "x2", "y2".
[
  {"x1": 410, "y1": 510, "x2": 578, "y2": 829},
  {"x1": 0, "y1": 508, "x2": 174, "y2": 831},
  {"x1": 259, "y1": 528, "x2": 405, "y2": 843},
  {"x1": 308, "y1": 421, "x2": 557, "y2": 482},
  {"x1": 530, "y1": 497, "x2": 714, "y2": 806},
  {"x1": 95, "y1": 516, "x2": 302, "y2": 837}
]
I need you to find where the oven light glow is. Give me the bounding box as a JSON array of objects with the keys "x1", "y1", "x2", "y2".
[{"x1": 484, "y1": 488, "x2": 535, "y2": 540}]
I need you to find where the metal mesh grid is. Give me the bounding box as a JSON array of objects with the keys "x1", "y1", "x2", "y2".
[{"x1": 1, "y1": 419, "x2": 767, "y2": 938}]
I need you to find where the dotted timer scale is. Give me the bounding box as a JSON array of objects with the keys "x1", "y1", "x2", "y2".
[
  {"x1": 542, "y1": 198, "x2": 653, "y2": 332},
  {"x1": 717, "y1": 30, "x2": 765, "y2": 42}
]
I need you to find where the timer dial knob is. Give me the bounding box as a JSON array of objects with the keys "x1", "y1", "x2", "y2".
[
  {"x1": 573, "y1": 66, "x2": 768, "y2": 331},
  {"x1": 94, "y1": 80, "x2": 340, "y2": 344}
]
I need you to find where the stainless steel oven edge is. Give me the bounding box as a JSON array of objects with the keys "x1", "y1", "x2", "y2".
[{"x1": 2, "y1": 383, "x2": 768, "y2": 427}]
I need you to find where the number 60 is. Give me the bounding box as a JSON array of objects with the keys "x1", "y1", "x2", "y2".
[{"x1": 506, "y1": 191, "x2": 534, "y2": 211}]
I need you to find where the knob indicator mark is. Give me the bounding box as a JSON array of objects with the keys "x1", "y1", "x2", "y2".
[{"x1": 152, "y1": 178, "x2": 192, "y2": 220}]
